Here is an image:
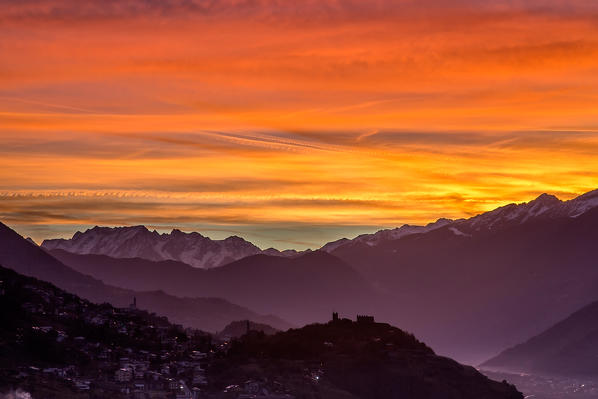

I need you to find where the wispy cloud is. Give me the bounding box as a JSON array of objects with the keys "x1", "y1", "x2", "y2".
[{"x1": 2, "y1": 0, "x2": 598, "y2": 248}]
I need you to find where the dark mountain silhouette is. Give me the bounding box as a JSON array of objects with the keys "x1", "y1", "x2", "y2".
[
  {"x1": 214, "y1": 318, "x2": 523, "y2": 399},
  {"x1": 481, "y1": 300, "x2": 598, "y2": 376},
  {"x1": 217, "y1": 320, "x2": 279, "y2": 339},
  {"x1": 42, "y1": 225, "x2": 300, "y2": 269},
  {"x1": 0, "y1": 221, "x2": 291, "y2": 332},
  {"x1": 323, "y1": 190, "x2": 598, "y2": 363},
  {"x1": 48, "y1": 249, "x2": 380, "y2": 326}
]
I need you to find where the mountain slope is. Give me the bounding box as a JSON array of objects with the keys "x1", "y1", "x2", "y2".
[
  {"x1": 42, "y1": 225, "x2": 300, "y2": 269},
  {"x1": 213, "y1": 319, "x2": 523, "y2": 399},
  {"x1": 217, "y1": 320, "x2": 279, "y2": 339},
  {"x1": 0, "y1": 264, "x2": 212, "y2": 398},
  {"x1": 321, "y1": 218, "x2": 453, "y2": 251},
  {"x1": 49, "y1": 249, "x2": 380, "y2": 327},
  {"x1": 0, "y1": 221, "x2": 291, "y2": 332},
  {"x1": 323, "y1": 189, "x2": 598, "y2": 363},
  {"x1": 481, "y1": 300, "x2": 598, "y2": 376}
]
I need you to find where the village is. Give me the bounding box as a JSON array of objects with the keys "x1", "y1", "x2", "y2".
[{"x1": 2, "y1": 276, "x2": 301, "y2": 399}]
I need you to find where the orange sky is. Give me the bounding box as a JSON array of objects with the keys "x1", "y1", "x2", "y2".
[{"x1": 2, "y1": 0, "x2": 598, "y2": 248}]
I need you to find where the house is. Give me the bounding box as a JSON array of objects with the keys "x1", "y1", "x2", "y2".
[
  {"x1": 89, "y1": 315, "x2": 107, "y2": 325},
  {"x1": 74, "y1": 380, "x2": 91, "y2": 390},
  {"x1": 22, "y1": 302, "x2": 43, "y2": 313},
  {"x1": 189, "y1": 351, "x2": 207, "y2": 360},
  {"x1": 167, "y1": 378, "x2": 180, "y2": 390},
  {"x1": 245, "y1": 380, "x2": 260, "y2": 394},
  {"x1": 115, "y1": 368, "x2": 133, "y2": 382},
  {"x1": 56, "y1": 331, "x2": 68, "y2": 342},
  {"x1": 175, "y1": 380, "x2": 193, "y2": 399},
  {"x1": 192, "y1": 373, "x2": 207, "y2": 386}
]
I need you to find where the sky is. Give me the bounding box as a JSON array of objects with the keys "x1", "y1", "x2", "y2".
[{"x1": 1, "y1": 0, "x2": 598, "y2": 249}]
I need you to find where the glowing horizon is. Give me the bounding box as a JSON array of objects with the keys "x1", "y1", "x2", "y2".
[{"x1": 2, "y1": 0, "x2": 598, "y2": 249}]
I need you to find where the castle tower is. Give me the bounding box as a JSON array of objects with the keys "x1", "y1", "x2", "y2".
[{"x1": 332, "y1": 312, "x2": 339, "y2": 322}]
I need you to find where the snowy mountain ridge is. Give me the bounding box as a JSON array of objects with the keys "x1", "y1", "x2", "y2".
[
  {"x1": 41, "y1": 189, "x2": 598, "y2": 268},
  {"x1": 42, "y1": 225, "x2": 297, "y2": 269},
  {"x1": 322, "y1": 189, "x2": 598, "y2": 253}
]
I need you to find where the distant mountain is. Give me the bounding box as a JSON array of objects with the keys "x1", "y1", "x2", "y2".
[
  {"x1": 322, "y1": 190, "x2": 598, "y2": 254},
  {"x1": 321, "y1": 189, "x2": 598, "y2": 363},
  {"x1": 41, "y1": 190, "x2": 598, "y2": 271},
  {"x1": 42, "y1": 226, "x2": 300, "y2": 269},
  {"x1": 321, "y1": 218, "x2": 453, "y2": 252},
  {"x1": 217, "y1": 319, "x2": 523, "y2": 399},
  {"x1": 49, "y1": 249, "x2": 380, "y2": 327},
  {"x1": 0, "y1": 221, "x2": 291, "y2": 332},
  {"x1": 217, "y1": 320, "x2": 279, "y2": 339},
  {"x1": 481, "y1": 300, "x2": 598, "y2": 376}
]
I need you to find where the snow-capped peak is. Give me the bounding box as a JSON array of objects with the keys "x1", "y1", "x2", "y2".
[
  {"x1": 42, "y1": 226, "x2": 264, "y2": 269},
  {"x1": 565, "y1": 189, "x2": 598, "y2": 218},
  {"x1": 320, "y1": 189, "x2": 598, "y2": 252},
  {"x1": 321, "y1": 218, "x2": 453, "y2": 252}
]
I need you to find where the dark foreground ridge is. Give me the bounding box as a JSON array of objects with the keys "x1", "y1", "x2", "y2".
[{"x1": 210, "y1": 314, "x2": 523, "y2": 399}]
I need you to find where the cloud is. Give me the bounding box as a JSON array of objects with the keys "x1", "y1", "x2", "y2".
[{"x1": 2, "y1": 0, "x2": 598, "y2": 248}]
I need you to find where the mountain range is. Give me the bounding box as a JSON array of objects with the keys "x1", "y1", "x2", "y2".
[
  {"x1": 41, "y1": 190, "x2": 598, "y2": 265},
  {"x1": 43, "y1": 226, "x2": 300, "y2": 269},
  {"x1": 0, "y1": 221, "x2": 291, "y2": 333},
  {"x1": 14, "y1": 188, "x2": 598, "y2": 364},
  {"x1": 323, "y1": 190, "x2": 598, "y2": 253}
]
